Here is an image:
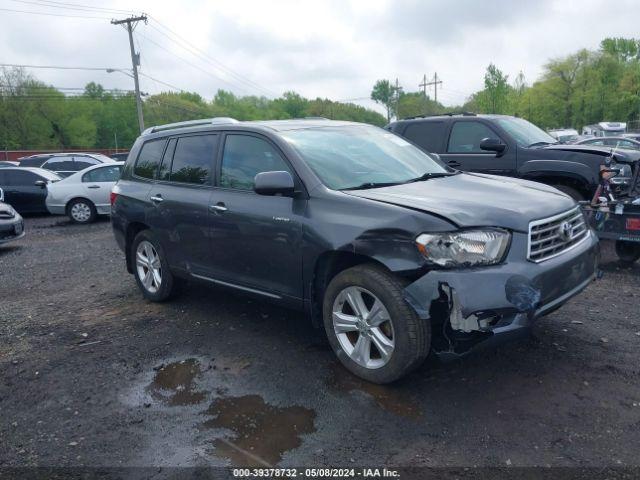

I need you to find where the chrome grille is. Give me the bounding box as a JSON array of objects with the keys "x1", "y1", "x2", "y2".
[{"x1": 528, "y1": 207, "x2": 588, "y2": 262}]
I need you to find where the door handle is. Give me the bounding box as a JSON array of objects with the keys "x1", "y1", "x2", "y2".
[
  {"x1": 87, "y1": 185, "x2": 100, "y2": 189},
  {"x1": 209, "y1": 203, "x2": 227, "y2": 213},
  {"x1": 447, "y1": 160, "x2": 461, "y2": 168},
  {"x1": 150, "y1": 195, "x2": 163, "y2": 203}
]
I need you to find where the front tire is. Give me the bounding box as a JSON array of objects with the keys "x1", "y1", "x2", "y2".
[
  {"x1": 131, "y1": 230, "x2": 177, "y2": 301},
  {"x1": 67, "y1": 198, "x2": 97, "y2": 224},
  {"x1": 323, "y1": 264, "x2": 430, "y2": 384},
  {"x1": 552, "y1": 184, "x2": 584, "y2": 202},
  {"x1": 615, "y1": 240, "x2": 640, "y2": 265}
]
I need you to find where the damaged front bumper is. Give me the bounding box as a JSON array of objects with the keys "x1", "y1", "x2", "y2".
[{"x1": 403, "y1": 230, "x2": 600, "y2": 359}]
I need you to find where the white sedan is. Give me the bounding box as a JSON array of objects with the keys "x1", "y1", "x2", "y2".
[{"x1": 46, "y1": 162, "x2": 124, "y2": 224}]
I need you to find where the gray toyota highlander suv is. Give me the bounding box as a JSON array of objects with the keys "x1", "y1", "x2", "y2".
[{"x1": 111, "y1": 118, "x2": 599, "y2": 383}]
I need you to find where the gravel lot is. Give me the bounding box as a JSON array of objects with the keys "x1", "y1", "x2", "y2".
[{"x1": 1, "y1": 215, "x2": 639, "y2": 470}]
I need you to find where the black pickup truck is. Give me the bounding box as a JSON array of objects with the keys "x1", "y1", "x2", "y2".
[{"x1": 386, "y1": 113, "x2": 640, "y2": 200}]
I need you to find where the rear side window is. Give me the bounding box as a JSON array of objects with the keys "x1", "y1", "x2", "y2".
[
  {"x1": 447, "y1": 121, "x2": 500, "y2": 153},
  {"x1": 73, "y1": 156, "x2": 100, "y2": 171},
  {"x1": 82, "y1": 165, "x2": 122, "y2": 183},
  {"x1": 134, "y1": 139, "x2": 166, "y2": 179},
  {"x1": 169, "y1": 135, "x2": 217, "y2": 185},
  {"x1": 43, "y1": 157, "x2": 75, "y2": 172},
  {"x1": 402, "y1": 121, "x2": 447, "y2": 152},
  {"x1": 220, "y1": 135, "x2": 291, "y2": 191}
]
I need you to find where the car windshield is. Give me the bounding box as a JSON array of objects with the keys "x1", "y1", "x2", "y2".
[
  {"x1": 495, "y1": 117, "x2": 557, "y2": 147},
  {"x1": 280, "y1": 126, "x2": 449, "y2": 190}
]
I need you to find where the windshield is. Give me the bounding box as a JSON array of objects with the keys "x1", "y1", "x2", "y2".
[
  {"x1": 280, "y1": 126, "x2": 448, "y2": 190},
  {"x1": 603, "y1": 130, "x2": 626, "y2": 137},
  {"x1": 495, "y1": 117, "x2": 557, "y2": 147}
]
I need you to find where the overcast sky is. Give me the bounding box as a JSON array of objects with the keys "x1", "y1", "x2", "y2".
[{"x1": 1, "y1": 0, "x2": 639, "y2": 114}]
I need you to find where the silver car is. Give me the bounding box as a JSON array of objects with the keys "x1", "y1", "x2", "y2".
[{"x1": 46, "y1": 162, "x2": 124, "y2": 223}]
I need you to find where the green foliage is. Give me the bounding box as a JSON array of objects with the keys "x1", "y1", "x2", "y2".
[
  {"x1": 461, "y1": 38, "x2": 640, "y2": 130},
  {"x1": 0, "y1": 68, "x2": 386, "y2": 150},
  {"x1": 371, "y1": 79, "x2": 398, "y2": 121}
]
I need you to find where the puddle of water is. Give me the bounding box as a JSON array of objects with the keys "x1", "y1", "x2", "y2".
[
  {"x1": 202, "y1": 395, "x2": 316, "y2": 467},
  {"x1": 327, "y1": 363, "x2": 422, "y2": 419},
  {"x1": 147, "y1": 358, "x2": 208, "y2": 406}
]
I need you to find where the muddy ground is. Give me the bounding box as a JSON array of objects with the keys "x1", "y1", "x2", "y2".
[{"x1": 1, "y1": 215, "x2": 639, "y2": 470}]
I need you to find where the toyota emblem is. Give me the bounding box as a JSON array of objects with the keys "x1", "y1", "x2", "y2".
[{"x1": 558, "y1": 221, "x2": 573, "y2": 242}]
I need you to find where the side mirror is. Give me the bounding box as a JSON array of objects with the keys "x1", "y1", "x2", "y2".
[
  {"x1": 254, "y1": 171, "x2": 295, "y2": 196},
  {"x1": 479, "y1": 137, "x2": 506, "y2": 154},
  {"x1": 0, "y1": 187, "x2": 4, "y2": 202},
  {"x1": 34, "y1": 180, "x2": 47, "y2": 188}
]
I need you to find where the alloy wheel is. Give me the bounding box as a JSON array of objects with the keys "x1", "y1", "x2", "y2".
[
  {"x1": 136, "y1": 240, "x2": 162, "y2": 294},
  {"x1": 332, "y1": 286, "x2": 395, "y2": 369}
]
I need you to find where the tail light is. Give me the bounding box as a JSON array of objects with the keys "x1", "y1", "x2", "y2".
[
  {"x1": 627, "y1": 218, "x2": 640, "y2": 231},
  {"x1": 110, "y1": 191, "x2": 118, "y2": 206}
]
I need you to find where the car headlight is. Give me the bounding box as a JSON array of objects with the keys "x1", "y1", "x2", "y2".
[{"x1": 416, "y1": 229, "x2": 511, "y2": 268}]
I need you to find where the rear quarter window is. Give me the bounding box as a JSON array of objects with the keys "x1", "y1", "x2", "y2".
[
  {"x1": 134, "y1": 139, "x2": 167, "y2": 179},
  {"x1": 402, "y1": 121, "x2": 447, "y2": 152}
]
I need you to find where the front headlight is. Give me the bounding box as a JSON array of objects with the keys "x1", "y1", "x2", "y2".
[{"x1": 416, "y1": 229, "x2": 511, "y2": 268}]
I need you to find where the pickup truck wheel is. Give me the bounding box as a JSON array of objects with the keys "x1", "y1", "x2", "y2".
[
  {"x1": 323, "y1": 264, "x2": 430, "y2": 384},
  {"x1": 552, "y1": 184, "x2": 584, "y2": 202},
  {"x1": 615, "y1": 240, "x2": 640, "y2": 265},
  {"x1": 131, "y1": 230, "x2": 177, "y2": 301}
]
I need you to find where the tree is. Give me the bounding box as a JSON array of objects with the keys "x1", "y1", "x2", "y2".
[
  {"x1": 601, "y1": 37, "x2": 639, "y2": 62},
  {"x1": 476, "y1": 64, "x2": 511, "y2": 114},
  {"x1": 371, "y1": 79, "x2": 397, "y2": 122}
]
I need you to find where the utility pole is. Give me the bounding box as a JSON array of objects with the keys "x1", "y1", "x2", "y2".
[
  {"x1": 111, "y1": 15, "x2": 147, "y2": 133},
  {"x1": 394, "y1": 78, "x2": 403, "y2": 119},
  {"x1": 421, "y1": 72, "x2": 443, "y2": 103},
  {"x1": 419, "y1": 74, "x2": 428, "y2": 96}
]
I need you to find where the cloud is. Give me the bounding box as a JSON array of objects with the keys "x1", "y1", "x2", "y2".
[{"x1": 0, "y1": 0, "x2": 639, "y2": 114}]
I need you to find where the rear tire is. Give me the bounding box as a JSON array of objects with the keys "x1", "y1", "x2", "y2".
[
  {"x1": 131, "y1": 230, "x2": 178, "y2": 302},
  {"x1": 67, "y1": 198, "x2": 97, "y2": 224},
  {"x1": 552, "y1": 184, "x2": 584, "y2": 202},
  {"x1": 615, "y1": 240, "x2": 640, "y2": 265},
  {"x1": 323, "y1": 264, "x2": 430, "y2": 384}
]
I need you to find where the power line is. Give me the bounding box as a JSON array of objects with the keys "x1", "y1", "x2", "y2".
[
  {"x1": 137, "y1": 32, "x2": 253, "y2": 95},
  {"x1": 138, "y1": 72, "x2": 185, "y2": 93},
  {"x1": 7, "y1": 0, "x2": 136, "y2": 14},
  {"x1": 0, "y1": 63, "x2": 130, "y2": 71},
  {"x1": 147, "y1": 16, "x2": 278, "y2": 97},
  {"x1": 0, "y1": 5, "x2": 109, "y2": 19}
]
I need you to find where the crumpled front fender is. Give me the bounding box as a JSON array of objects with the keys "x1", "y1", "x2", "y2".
[{"x1": 402, "y1": 231, "x2": 599, "y2": 356}]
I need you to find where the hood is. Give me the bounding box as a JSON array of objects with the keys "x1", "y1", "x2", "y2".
[
  {"x1": 540, "y1": 144, "x2": 640, "y2": 163},
  {"x1": 344, "y1": 173, "x2": 575, "y2": 232},
  {"x1": 0, "y1": 202, "x2": 16, "y2": 219}
]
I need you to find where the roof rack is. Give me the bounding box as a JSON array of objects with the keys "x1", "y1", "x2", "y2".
[
  {"x1": 402, "y1": 111, "x2": 477, "y2": 120},
  {"x1": 143, "y1": 117, "x2": 239, "y2": 135}
]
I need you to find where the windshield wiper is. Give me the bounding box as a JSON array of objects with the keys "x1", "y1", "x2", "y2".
[
  {"x1": 528, "y1": 141, "x2": 557, "y2": 147},
  {"x1": 402, "y1": 171, "x2": 459, "y2": 184},
  {"x1": 342, "y1": 181, "x2": 403, "y2": 191}
]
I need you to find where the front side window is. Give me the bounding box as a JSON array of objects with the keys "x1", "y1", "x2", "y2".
[
  {"x1": 6, "y1": 170, "x2": 39, "y2": 186},
  {"x1": 281, "y1": 125, "x2": 448, "y2": 190},
  {"x1": 220, "y1": 135, "x2": 291, "y2": 191},
  {"x1": 134, "y1": 139, "x2": 166, "y2": 179},
  {"x1": 169, "y1": 135, "x2": 217, "y2": 185},
  {"x1": 447, "y1": 122, "x2": 500, "y2": 153},
  {"x1": 82, "y1": 165, "x2": 122, "y2": 183}
]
